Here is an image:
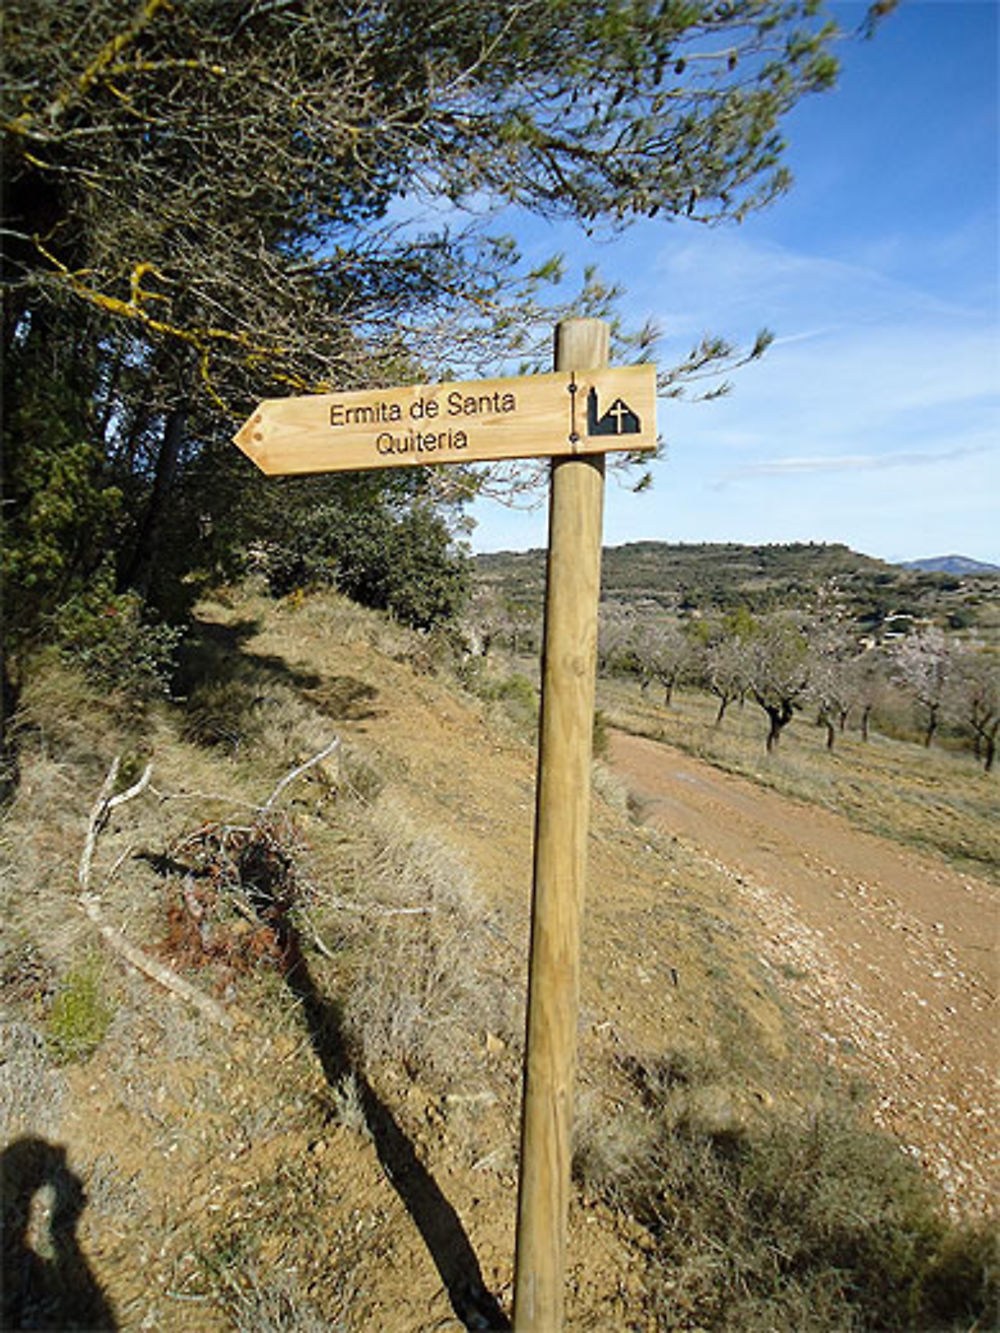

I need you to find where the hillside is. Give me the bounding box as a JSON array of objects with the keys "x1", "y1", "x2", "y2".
[
  {"x1": 2, "y1": 585, "x2": 996, "y2": 1331},
  {"x1": 476, "y1": 541, "x2": 1000, "y2": 637}
]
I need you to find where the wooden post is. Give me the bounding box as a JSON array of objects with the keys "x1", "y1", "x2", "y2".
[{"x1": 513, "y1": 318, "x2": 609, "y2": 1331}]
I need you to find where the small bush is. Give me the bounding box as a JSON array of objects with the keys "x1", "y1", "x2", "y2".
[
  {"x1": 45, "y1": 959, "x2": 113, "y2": 1065},
  {"x1": 586, "y1": 1050, "x2": 999, "y2": 1331},
  {"x1": 46, "y1": 570, "x2": 181, "y2": 700},
  {"x1": 457, "y1": 660, "x2": 538, "y2": 732},
  {"x1": 572, "y1": 1086, "x2": 654, "y2": 1197}
]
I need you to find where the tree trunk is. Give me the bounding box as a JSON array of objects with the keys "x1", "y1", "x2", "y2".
[
  {"x1": 984, "y1": 724, "x2": 997, "y2": 773},
  {"x1": 1, "y1": 656, "x2": 21, "y2": 802},
  {"x1": 860, "y1": 704, "x2": 872, "y2": 742},
  {"x1": 122, "y1": 401, "x2": 188, "y2": 598},
  {"x1": 923, "y1": 704, "x2": 939, "y2": 748},
  {"x1": 765, "y1": 711, "x2": 781, "y2": 752},
  {"x1": 764, "y1": 700, "x2": 794, "y2": 753}
]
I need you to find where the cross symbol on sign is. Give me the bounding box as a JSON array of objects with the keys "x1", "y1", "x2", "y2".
[
  {"x1": 585, "y1": 386, "x2": 641, "y2": 437},
  {"x1": 607, "y1": 400, "x2": 630, "y2": 433}
]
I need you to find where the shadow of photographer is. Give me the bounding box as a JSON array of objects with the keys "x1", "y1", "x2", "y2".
[{"x1": 2, "y1": 1136, "x2": 117, "y2": 1331}]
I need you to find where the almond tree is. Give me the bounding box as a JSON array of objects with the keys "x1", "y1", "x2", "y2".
[
  {"x1": 597, "y1": 604, "x2": 636, "y2": 676},
  {"x1": 702, "y1": 606, "x2": 757, "y2": 725},
  {"x1": 891, "y1": 626, "x2": 953, "y2": 749},
  {"x1": 746, "y1": 613, "x2": 811, "y2": 752},
  {"x1": 949, "y1": 648, "x2": 1000, "y2": 772},
  {"x1": 845, "y1": 645, "x2": 888, "y2": 743},
  {"x1": 633, "y1": 620, "x2": 695, "y2": 707},
  {"x1": 803, "y1": 594, "x2": 859, "y2": 750}
]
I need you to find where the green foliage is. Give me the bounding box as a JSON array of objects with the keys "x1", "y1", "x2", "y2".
[
  {"x1": 45, "y1": 959, "x2": 113, "y2": 1066},
  {"x1": 260, "y1": 499, "x2": 469, "y2": 631},
  {"x1": 457, "y1": 659, "x2": 539, "y2": 732},
  {"x1": 1, "y1": 325, "x2": 123, "y2": 663},
  {"x1": 46, "y1": 566, "x2": 182, "y2": 700},
  {"x1": 1, "y1": 5, "x2": 894, "y2": 709},
  {"x1": 481, "y1": 542, "x2": 996, "y2": 636}
]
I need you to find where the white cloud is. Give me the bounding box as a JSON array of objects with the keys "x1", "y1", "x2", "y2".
[{"x1": 715, "y1": 442, "x2": 994, "y2": 487}]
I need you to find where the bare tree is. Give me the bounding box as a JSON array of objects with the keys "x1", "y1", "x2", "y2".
[
  {"x1": 746, "y1": 614, "x2": 811, "y2": 752},
  {"x1": 845, "y1": 646, "x2": 888, "y2": 743},
  {"x1": 891, "y1": 626, "x2": 953, "y2": 748},
  {"x1": 803, "y1": 595, "x2": 860, "y2": 750},
  {"x1": 702, "y1": 610, "x2": 757, "y2": 725},
  {"x1": 464, "y1": 586, "x2": 540, "y2": 659},
  {"x1": 632, "y1": 620, "x2": 694, "y2": 708},
  {"x1": 949, "y1": 647, "x2": 1000, "y2": 772},
  {"x1": 597, "y1": 604, "x2": 636, "y2": 677}
]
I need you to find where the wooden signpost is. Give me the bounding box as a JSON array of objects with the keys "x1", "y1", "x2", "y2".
[
  {"x1": 235, "y1": 321, "x2": 656, "y2": 1331},
  {"x1": 234, "y1": 362, "x2": 655, "y2": 475}
]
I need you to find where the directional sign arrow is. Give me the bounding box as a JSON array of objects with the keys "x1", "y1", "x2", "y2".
[{"x1": 233, "y1": 365, "x2": 656, "y2": 476}]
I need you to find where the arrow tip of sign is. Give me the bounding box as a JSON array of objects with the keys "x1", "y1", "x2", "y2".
[{"x1": 233, "y1": 411, "x2": 268, "y2": 468}]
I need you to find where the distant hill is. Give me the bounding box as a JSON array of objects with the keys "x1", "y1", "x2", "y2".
[
  {"x1": 475, "y1": 541, "x2": 1000, "y2": 640},
  {"x1": 899, "y1": 555, "x2": 1000, "y2": 576}
]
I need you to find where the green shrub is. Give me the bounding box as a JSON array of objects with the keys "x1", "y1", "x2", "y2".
[
  {"x1": 255, "y1": 499, "x2": 469, "y2": 631},
  {"x1": 584, "y1": 1052, "x2": 998, "y2": 1331},
  {"x1": 46, "y1": 960, "x2": 113, "y2": 1065},
  {"x1": 458, "y1": 661, "x2": 538, "y2": 733},
  {"x1": 0, "y1": 348, "x2": 123, "y2": 667},
  {"x1": 45, "y1": 565, "x2": 182, "y2": 700}
]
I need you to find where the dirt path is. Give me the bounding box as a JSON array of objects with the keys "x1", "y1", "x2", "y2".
[{"x1": 608, "y1": 729, "x2": 998, "y2": 1219}]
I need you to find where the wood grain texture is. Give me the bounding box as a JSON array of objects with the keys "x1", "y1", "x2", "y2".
[
  {"x1": 233, "y1": 365, "x2": 654, "y2": 474},
  {"x1": 513, "y1": 319, "x2": 609, "y2": 1332}
]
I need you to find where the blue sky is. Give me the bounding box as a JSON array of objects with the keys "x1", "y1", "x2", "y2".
[{"x1": 464, "y1": 1, "x2": 999, "y2": 564}]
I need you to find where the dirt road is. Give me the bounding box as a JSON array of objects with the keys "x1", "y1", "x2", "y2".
[{"x1": 608, "y1": 729, "x2": 998, "y2": 1219}]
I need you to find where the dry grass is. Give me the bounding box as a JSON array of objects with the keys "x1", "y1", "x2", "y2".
[
  {"x1": 598, "y1": 678, "x2": 1000, "y2": 878},
  {"x1": 574, "y1": 1047, "x2": 999, "y2": 1332},
  {"x1": 4, "y1": 585, "x2": 995, "y2": 1331},
  {"x1": 0, "y1": 1019, "x2": 67, "y2": 1144},
  {"x1": 336, "y1": 804, "x2": 520, "y2": 1086}
]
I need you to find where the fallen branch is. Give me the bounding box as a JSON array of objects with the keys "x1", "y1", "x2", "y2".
[
  {"x1": 297, "y1": 897, "x2": 433, "y2": 962},
  {"x1": 77, "y1": 756, "x2": 152, "y2": 893},
  {"x1": 79, "y1": 741, "x2": 349, "y2": 1010},
  {"x1": 78, "y1": 892, "x2": 236, "y2": 1031},
  {"x1": 261, "y1": 735, "x2": 341, "y2": 814},
  {"x1": 77, "y1": 755, "x2": 238, "y2": 1031}
]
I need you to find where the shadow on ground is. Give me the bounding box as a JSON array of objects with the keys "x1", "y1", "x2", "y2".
[
  {"x1": 2, "y1": 1137, "x2": 117, "y2": 1331},
  {"x1": 285, "y1": 942, "x2": 511, "y2": 1331}
]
